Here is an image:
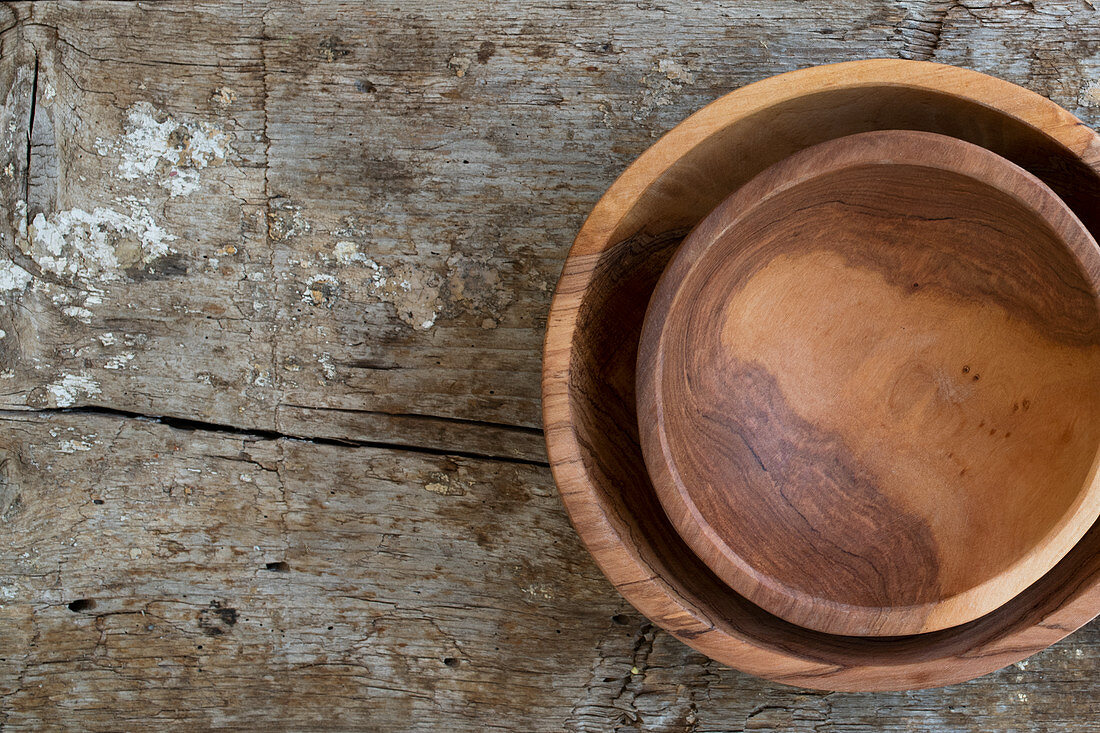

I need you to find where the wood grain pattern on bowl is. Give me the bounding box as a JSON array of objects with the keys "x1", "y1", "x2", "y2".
[
  {"x1": 637, "y1": 130, "x2": 1100, "y2": 638},
  {"x1": 543, "y1": 59, "x2": 1100, "y2": 691}
]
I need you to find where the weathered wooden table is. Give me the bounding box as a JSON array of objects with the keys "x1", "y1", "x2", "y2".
[{"x1": 1, "y1": 1, "x2": 1098, "y2": 729}]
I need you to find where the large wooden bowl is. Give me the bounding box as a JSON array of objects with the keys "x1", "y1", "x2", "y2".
[
  {"x1": 543, "y1": 60, "x2": 1100, "y2": 691},
  {"x1": 636, "y1": 129, "x2": 1100, "y2": 638}
]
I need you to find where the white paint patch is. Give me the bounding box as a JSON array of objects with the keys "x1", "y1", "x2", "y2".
[
  {"x1": 162, "y1": 168, "x2": 200, "y2": 197},
  {"x1": 95, "y1": 101, "x2": 232, "y2": 195},
  {"x1": 98, "y1": 332, "x2": 116, "y2": 346},
  {"x1": 318, "y1": 352, "x2": 337, "y2": 380},
  {"x1": 251, "y1": 366, "x2": 272, "y2": 387},
  {"x1": 333, "y1": 240, "x2": 369, "y2": 265},
  {"x1": 104, "y1": 353, "x2": 134, "y2": 370},
  {"x1": 58, "y1": 439, "x2": 92, "y2": 453},
  {"x1": 0, "y1": 262, "x2": 32, "y2": 292},
  {"x1": 62, "y1": 305, "x2": 93, "y2": 323},
  {"x1": 105, "y1": 101, "x2": 232, "y2": 176},
  {"x1": 46, "y1": 373, "x2": 101, "y2": 408},
  {"x1": 28, "y1": 198, "x2": 175, "y2": 282}
]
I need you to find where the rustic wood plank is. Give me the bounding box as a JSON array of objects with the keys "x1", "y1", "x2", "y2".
[
  {"x1": 0, "y1": 0, "x2": 1098, "y2": 729},
  {"x1": 0, "y1": 411, "x2": 1099, "y2": 731},
  {"x1": 0, "y1": 411, "x2": 619, "y2": 729}
]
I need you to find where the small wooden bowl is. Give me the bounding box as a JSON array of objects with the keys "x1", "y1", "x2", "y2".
[
  {"x1": 636, "y1": 129, "x2": 1100, "y2": 638},
  {"x1": 543, "y1": 60, "x2": 1100, "y2": 691}
]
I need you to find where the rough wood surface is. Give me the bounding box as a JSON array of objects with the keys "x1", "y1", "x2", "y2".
[{"x1": 0, "y1": 0, "x2": 1098, "y2": 729}]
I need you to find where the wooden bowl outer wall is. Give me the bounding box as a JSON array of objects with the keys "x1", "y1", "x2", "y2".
[{"x1": 542, "y1": 59, "x2": 1100, "y2": 692}]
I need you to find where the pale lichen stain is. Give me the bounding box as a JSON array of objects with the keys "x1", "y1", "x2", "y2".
[
  {"x1": 1081, "y1": 82, "x2": 1100, "y2": 108},
  {"x1": 318, "y1": 352, "x2": 337, "y2": 380},
  {"x1": 58, "y1": 438, "x2": 93, "y2": 454},
  {"x1": 333, "y1": 240, "x2": 369, "y2": 265},
  {"x1": 327, "y1": 247, "x2": 521, "y2": 332},
  {"x1": 302, "y1": 274, "x2": 341, "y2": 308},
  {"x1": 448, "y1": 55, "x2": 472, "y2": 77},
  {"x1": 636, "y1": 58, "x2": 697, "y2": 118},
  {"x1": 359, "y1": 258, "x2": 440, "y2": 330},
  {"x1": 211, "y1": 86, "x2": 238, "y2": 110},
  {"x1": 268, "y1": 201, "x2": 312, "y2": 241},
  {"x1": 424, "y1": 472, "x2": 467, "y2": 496},
  {"x1": 520, "y1": 582, "x2": 555, "y2": 601}
]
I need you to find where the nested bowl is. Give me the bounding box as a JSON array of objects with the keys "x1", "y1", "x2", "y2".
[
  {"x1": 636, "y1": 129, "x2": 1100, "y2": 639},
  {"x1": 543, "y1": 59, "x2": 1100, "y2": 691}
]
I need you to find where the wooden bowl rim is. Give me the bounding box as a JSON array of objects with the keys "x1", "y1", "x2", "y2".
[
  {"x1": 543, "y1": 59, "x2": 1100, "y2": 691},
  {"x1": 636, "y1": 128, "x2": 1100, "y2": 637}
]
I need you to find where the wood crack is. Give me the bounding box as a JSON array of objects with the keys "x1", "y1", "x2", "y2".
[
  {"x1": 0, "y1": 404, "x2": 548, "y2": 467},
  {"x1": 898, "y1": 0, "x2": 954, "y2": 60},
  {"x1": 23, "y1": 51, "x2": 37, "y2": 232}
]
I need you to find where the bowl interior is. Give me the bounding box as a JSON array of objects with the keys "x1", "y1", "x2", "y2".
[
  {"x1": 637, "y1": 131, "x2": 1100, "y2": 637},
  {"x1": 558, "y1": 69, "x2": 1100, "y2": 690}
]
